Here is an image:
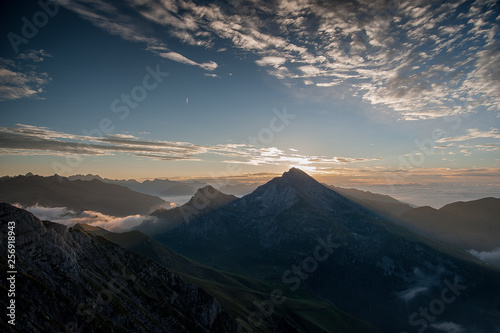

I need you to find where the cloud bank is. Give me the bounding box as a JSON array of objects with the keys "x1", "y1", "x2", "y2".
[
  {"x1": 22, "y1": 204, "x2": 150, "y2": 232},
  {"x1": 0, "y1": 124, "x2": 380, "y2": 171}
]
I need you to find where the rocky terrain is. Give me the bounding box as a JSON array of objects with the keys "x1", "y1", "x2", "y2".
[
  {"x1": 146, "y1": 168, "x2": 500, "y2": 332},
  {"x1": 0, "y1": 203, "x2": 236, "y2": 333}
]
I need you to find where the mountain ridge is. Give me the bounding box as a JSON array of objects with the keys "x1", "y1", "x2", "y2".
[
  {"x1": 137, "y1": 185, "x2": 238, "y2": 235},
  {"x1": 146, "y1": 168, "x2": 500, "y2": 332},
  {"x1": 396, "y1": 197, "x2": 500, "y2": 251},
  {"x1": 0, "y1": 203, "x2": 236, "y2": 332},
  {"x1": 0, "y1": 174, "x2": 169, "y2": 217}
]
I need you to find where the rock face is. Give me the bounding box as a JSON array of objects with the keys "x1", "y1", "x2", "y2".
[
  {"x1": 138, "y1": 185, "x2": 237, "y2": 235},
  {"x1": 154, "y1": 168, "x2": 500, "y2": 333},
  {"x1": 0, "y1": 203, "x2": 236, "y2": 333}
]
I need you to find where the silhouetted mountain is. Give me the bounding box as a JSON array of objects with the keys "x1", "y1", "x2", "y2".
[
  {"x1": 219, "y1": 182, "x2": 262, "y2": 196},
  {"x1": 0, "y1": 203, "x2": 236, "y2": 333},
  {"x1": 397, "y1": 197, "x2": 500, "y2": 251},
  {"x1": 440, "y1": 197, "x2": 500, "y2": 225},
  {"x1": 0, "y1": 174, "x2": 168, "y2": 217},
  {"x1": 137, "y1": 186, "x2": 237, "y2": 235},
  {"x1": 152, "y1": 168, "x2": 500, "y2": 332},
  {"x1": 330, "y1": 186, "x2": 500, "y2": 253},
  {"x1": 68, "y1": 174, "x2": 204, "y2": 196},
  {"x1": 80, "y1": 223, "x2": 380, "y2": 332},
  {"x1": 327, "y1": 184, "x2": 414, "y2": 217}
]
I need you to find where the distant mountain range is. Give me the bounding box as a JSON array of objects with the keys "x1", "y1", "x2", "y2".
[
  {"x1": 4, "y1": 172, "x2": 499, "y2": 253},
  {"x1": 396, "y1": 197, "x2": 500, "y2": 251},
  {"x1": 2, "y1": 169, "x2": 499, "y2": 332},
  {"x1": 0, "y1": 174, "x2": 169, "y2": 216},
  {"x1": 139, "y1": 168, "x2": 500, "y2": 332},
  {"x1": 68, "y1": 173, "x2": 262, "y2": 197},
  {"x1": 68, "y1": 174, "x2": 210, "y2": 197},
  {"x1": 328, "y1": 185, "x2": 500, "y2": 252}
]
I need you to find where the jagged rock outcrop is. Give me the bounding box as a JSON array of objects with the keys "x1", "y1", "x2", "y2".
[{"x1": 0, "y1": 203, "x2": 236, "y2": 333}]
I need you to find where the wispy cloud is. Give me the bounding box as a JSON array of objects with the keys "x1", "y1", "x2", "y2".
[
  {"x1": 469, "y1": 247, "x2": 500, "y2": 268},
  {"x1": 255, "y1": 56, "x2": 287, "y2": 68},
  {"x1": 0, "y1": 124, "x2": 207, "y2": 160},
  {"x1": 0, "y1": 124, "x2": 379, "y2": 169},
  {"x1": 397, "y1": 286, "x2": 429, "y2": 302},
  {"x1": 430, "y1": 322, "x2": 466, "y2": 333},
  {"x1": 58, "y1": 0, "x2": 500, "y2": 120},
  {"x1": 155, "y1": 50, "x2": 218, "y2": 71},
  {"x1": 437, "y1": 128, "x2": 500, "y2": 142},
  {"x1": 59, "y1": 0, "x2": 218, "y2": 71},
  {"x1": 4, "y1": 1, "x2": 494, "y2": 121},
  {"x1": 17, "y1": 49, "x2": 52, "y2": 63},
  {"x1": 0, "y1": 50, "x2": 52, "y2": 101}
]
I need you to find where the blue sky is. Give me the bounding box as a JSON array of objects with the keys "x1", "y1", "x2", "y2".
[{"x1": 0, "y1": 0, "x2": 499, "y2": 197}]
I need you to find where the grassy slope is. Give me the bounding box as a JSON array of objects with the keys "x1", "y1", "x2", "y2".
[{"x1": 75, "y1": 224, "x2": 380, "y2": 333}]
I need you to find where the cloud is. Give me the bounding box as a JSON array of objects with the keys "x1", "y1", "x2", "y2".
[
  {"x1": 298, "y1": 65, "x2": 322, "y2": 76},
  {"x1": 430, "y1": 322, "x2": 466, "y2": 333},
  {"x1": 0, "y1": 124, "x2": 206, "y2": 160},
  {"x1": 56, "y1": 0, "x2": 500, "y2": 119},
  {"x1": 396, "y1": 267, "x2": 445, "y2": 302},
  {"x1": 0, "y1": 124, "x2": 381, "y2": 171},
  {"x1": 255, "y1": 56, "x2": 287, "y2": 68},
  {"x1": 469, "y1": 247, "x2": 500, "y2": 268},
  {"x1": 157, "y1": 51, "x2": 218, "y2": 71},
  {"x1": 59, "y1": 1, "x2": 218, "y2": 71},
  {"x1": 21, "y1": 204, "x2": 149, "y2": 232},
  {"x1": 437, "y1": 128, "x2": 500, "y2": 143},
  {"x1": 0, "y1": 52, "x2": 51, "y2": 101},
  {"x1": 316, "y1": 81, "x2": 341, "y2": 87},
  {"x1": 17, "y1": 49, "x2": 52, "y2": 63},
  {"x1": 397, "y1": 286, "x2": 429, "y2": 302}
]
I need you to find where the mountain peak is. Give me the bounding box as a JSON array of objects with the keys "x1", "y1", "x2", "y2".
[
  {"x1": 196, "y1": 184, "x2": 217, "y2": 194},
  {"x1": 186, "y1": 185, "x2": 237, "y2": 210},
  {"x1": 281, "y1": 167, "x2": 319, "y2": 187},
  {"x1": 282, "y1": 167, "x2": 312, "y2": 179}
]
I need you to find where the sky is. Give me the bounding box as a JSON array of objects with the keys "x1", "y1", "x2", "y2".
[{"x1": 0, "y1": 0, "x2": 499, "y2": 205}]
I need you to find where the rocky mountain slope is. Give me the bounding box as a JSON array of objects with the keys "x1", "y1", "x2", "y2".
[
  {"x1": 0, "y1": 174, "x2": 168, "y2": 216},
  {"x1": 0, "y1": 203, "x2": 235, "y2": 333},
  {"x1": 79, "y1": 223, "x2": 381, "y2": 332},
  {"x1": 137, "y1": 185, "x2": 237, "y2": 235},
  {"x1": 148, "y1": 168, "x2": 500, "y2": 332}
]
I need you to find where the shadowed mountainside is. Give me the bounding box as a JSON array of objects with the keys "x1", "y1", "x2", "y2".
[
  {"x1": 0, "y1": 203, "x2": 235, "y2": 333},
  {"x1": 143, "y1": 168, "x2": 500, "y2": 332},
  {"x1": 396, "y1": 197, "x2": 500, "y2": 251},
  {"x1": 0, "y1": 174, "x2": 168, "y2": 217},
  {"x1": 137, "y1": 185, "x2": 237, "y2": 235},
  {"x1": 78, "y1": 223, "x2": 381, "y2": 333}
]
